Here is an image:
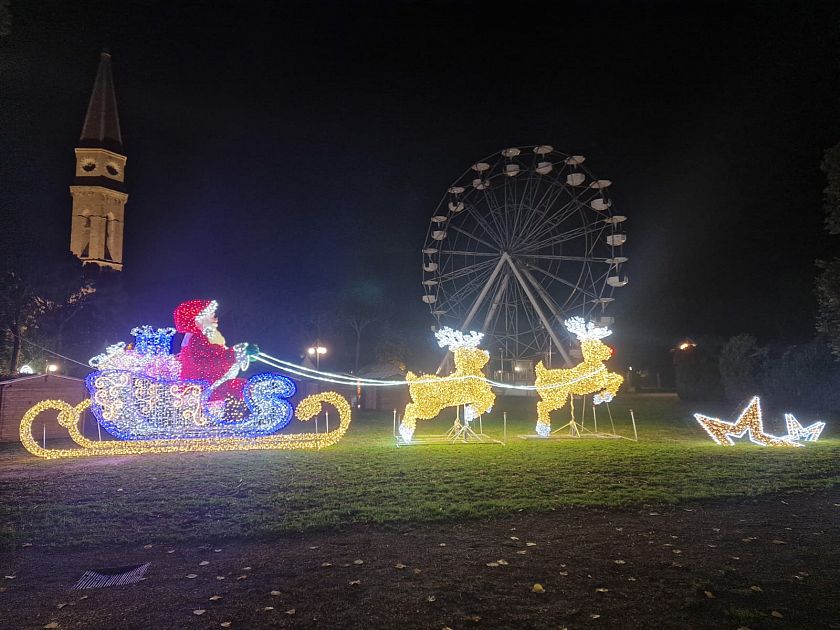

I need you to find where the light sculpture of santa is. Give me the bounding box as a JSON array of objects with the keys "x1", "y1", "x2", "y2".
[{"x1": 173, "y1": 299, "x2": 257, "y2": 406}]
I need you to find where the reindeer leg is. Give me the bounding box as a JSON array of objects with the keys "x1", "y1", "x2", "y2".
[
  {"x1": 536, "y1": 399, "x2": 553, "y2": 437},
  {"x1": 399, "y1": 403, "x2": 418, "y2": 442}
]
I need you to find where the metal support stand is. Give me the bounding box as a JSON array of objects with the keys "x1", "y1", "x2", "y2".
[{"x1": 396, "y1": 405, "x2": 505, "y2": 447}]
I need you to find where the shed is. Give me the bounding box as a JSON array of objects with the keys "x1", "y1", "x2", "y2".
[
  {"x1": 356, "y1": 361, "x2": 409, "y2": 412},
  {"x1": 0, "y1": 374, "x2": 89, "y2": 443}
]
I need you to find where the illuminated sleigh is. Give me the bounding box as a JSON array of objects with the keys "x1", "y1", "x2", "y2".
[{"x1": 20, "y1": 326, "x2": 351, "y2": 458}]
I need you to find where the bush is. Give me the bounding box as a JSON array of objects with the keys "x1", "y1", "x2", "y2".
[{"x1": 719, "y1": 334, "x2": 765, "y2": 403}]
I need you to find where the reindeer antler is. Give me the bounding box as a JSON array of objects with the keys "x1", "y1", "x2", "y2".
[
  {"x1": 435, "y1": 327, "x2": 485, "y2": 350},
  {"x1": 564, "y1": 316, "x2": 612, "y2": 341}
]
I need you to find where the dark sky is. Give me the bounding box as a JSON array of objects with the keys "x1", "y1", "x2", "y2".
[{"x1": 1, "y1": 0, "x2": 839, "y2": 370}]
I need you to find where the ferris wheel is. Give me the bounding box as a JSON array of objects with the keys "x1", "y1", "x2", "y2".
[{"x1": 421, "y1": 145, "x2": 628, "y2": 368}]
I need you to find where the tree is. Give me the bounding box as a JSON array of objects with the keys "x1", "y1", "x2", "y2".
[
  {"x1": 817, "y1": 142, "x2": 840, "y2": 357},
  {"x1": 0, "y1": 271, "x2": 38, "y2": 373},
  {"x1": 718, "y1": 334, "x2": 765, "y2": 403},
  {"x1": 339, "y1": 290, "x2": 391, "y2": 372},
  {"x1": 673, "y1": 337, "x2": 724, "y2": 401}
]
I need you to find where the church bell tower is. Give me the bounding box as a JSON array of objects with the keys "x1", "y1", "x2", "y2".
[{"x1": 69, "y1": 51, "x2": 127, "y2": 270}]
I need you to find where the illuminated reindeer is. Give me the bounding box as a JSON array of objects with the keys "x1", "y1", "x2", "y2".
[
  {"x1": 534, "y1": 317, "x2": 624, "y2": 437},
  {"x1": 399, "y1": 328, "x2": 495, "y2": 442}
]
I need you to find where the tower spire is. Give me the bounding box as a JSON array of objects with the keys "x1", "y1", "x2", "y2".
[
  {"x1": 69, "y1": 51, "x2": 128, "y2": 271},
  {"x1": 79, "y1": 50, "x2": 122, "y2": 152}
]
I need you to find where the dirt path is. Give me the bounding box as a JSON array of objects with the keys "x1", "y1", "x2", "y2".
[{"x1": 1, "y1": 491, "x2": 838, "y2": 630}]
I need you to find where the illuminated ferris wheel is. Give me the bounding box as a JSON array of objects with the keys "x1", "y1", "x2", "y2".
[{"x1": 421, "y1": 145, "x2": 628, "y2": 370}]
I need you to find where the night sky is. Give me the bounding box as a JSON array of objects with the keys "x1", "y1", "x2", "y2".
[{"x1": 1, "y1": 1, "x2": 839, "y2": 371}]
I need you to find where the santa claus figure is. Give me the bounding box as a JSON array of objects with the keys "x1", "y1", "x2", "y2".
[{"x1": 173, "y1": 299, "x2": 258, "y2": 405}]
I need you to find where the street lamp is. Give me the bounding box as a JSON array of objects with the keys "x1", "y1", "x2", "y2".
[
  {"x1": 47, "y1": 363, "x2": 59, "y2": 373},
  {"x1": 307, "y1": 344, "x2": 327, "y2": 370}
]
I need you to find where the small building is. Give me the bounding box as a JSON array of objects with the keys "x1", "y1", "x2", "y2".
[
  {"x1": 0, "y1": 374, "x2": 89, "y2": 443},
  {"x1": 356, "y1": 361, "x2": 409, "y2": 412}
]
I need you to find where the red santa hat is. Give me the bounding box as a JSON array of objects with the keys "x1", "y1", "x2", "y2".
[{"x1": 173, "y1": 299, "x2": 218, "y2": 335}]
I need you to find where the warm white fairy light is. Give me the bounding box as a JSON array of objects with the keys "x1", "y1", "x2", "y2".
[
  {"x1": 694, "y1": 397, "x2": 800, "y2": 447},
  {"x1": 20, "y1": 392, "x2": 352, "y2": 459},
  {"x1": 398, "y1": 327, "x2": 495, "y2": 442},
  {"x1": 534, "y1": 317, "x2": 624, "y2": 436}
]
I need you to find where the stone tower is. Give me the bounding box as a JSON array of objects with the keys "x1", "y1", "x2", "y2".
[{"x1": 69, "y1": 51, "x2": 127, "y2": 270}]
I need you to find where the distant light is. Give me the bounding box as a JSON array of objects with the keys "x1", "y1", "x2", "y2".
[
  {"x1": 47, "y1": 364, "x2": 59, "y2": 373},
  {"x1": 19, "y1": 365, "x2": 34, "y2": 374},
  {"x1": 514, "y1": 365, "x2": 521, "y2": 372},
  {"x1": 628, "y1": 366, "x2": 633, "y2": 371},
  {"x1": 678, "y1": 340, "x2": 697, "y2": 351},
  {"x1": 307, "y1": 346, "x2": 327, "y2": 356}
]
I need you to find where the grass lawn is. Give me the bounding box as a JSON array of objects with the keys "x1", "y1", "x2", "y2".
[{"x1": 1, "y1": 393, "x2": 838, "y2": 552}]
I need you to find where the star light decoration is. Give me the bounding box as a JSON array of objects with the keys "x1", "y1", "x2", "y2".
[
  {"x1": 693, "y1": 397, "x2": 803, "y2": 447},
  {"x1": 784, "y1": 414, "x2": 825, "y2": 443},
  {"x1": 398, "y1": 327, "x2": 495, "y2": 442}
]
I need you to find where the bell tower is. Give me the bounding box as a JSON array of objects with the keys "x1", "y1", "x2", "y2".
[{"x1": 69, "y1": 51, "x2": 127, "y2": 270}]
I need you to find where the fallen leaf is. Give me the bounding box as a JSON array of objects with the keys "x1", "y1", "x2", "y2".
[
  {"x1": 220, "y1": 623, "x2": 231, "y2": 628},
  {"x1": 496, "y1": 559, "x2": 509, "y2": 566},
  {"x1": 193, "y1": 610, "x2": 206, "y2": 616},
  {"x1": 673, "y1": 549, "x2": 682, "y2": 555},
  {"x1": 349, "y1": 580, "x2": 361, "y2": 585},
  {"x1": 771, "y1": 540, "x2": 786, "y2": 545},
  {"x1": 308, "y1": 546, "x2": 319, "y2": 550},
  {"x1": 186, "y1": 574, "x2": 198, "y2": 579},
  {"x1": 4, "y1": 576, "x2": 16, "y2": 580},
  {"x1": 216, "y1": 576, "x2": 225, "y2": 580},
  {"x1": 595, "y1": 587, "x2": 608, "y2": 593},
  {"x1": 236, "y1": 575, "x2": 247, "y2": 581},
  {"x1": 531, "y1": 583, "x2": 545, "y2": 593},
  {"x1": 242, "y1": 566, "x2": 252, "y2": 571},
  {"x1": 199, "y1": 561, "x2": 210, "y2": 566},
  {"x1": 486, "y1": 562, "x2": 499, "y2": 567},
  {"x1": 517, "y1": 550, "x2": 527, "y2": 555},
  {"x1": 465, "y1": 614, "x2": 481, "y2": 622},
  {"x1": 614, "y1": 559, "x2": 626, "y2": 565},
  {"x1": 166, "y1": 549, "x2": 176, "y2": 554},
  {"x1": 559, "y1": 571, "x2": 568, "y2": 576},
  {"x1": 321, "y1": 562, "x2": 332, "y2": 567},
  {"x1": 214, "y1": 548, "x2": 222, "y2": 553},
  {"x1": 510, "y1": 536, "x2": 519, "y2": 541},
  {"x1": 526, "y1": 542, "x2": 537, "y2": 547},
  {"x1": 590, "y1": 613, "x2": 601, "y2": 619},
  {"x1": 263, "y1": 606, "x2": 274, "y2": 611},
  {"x1": 704, "y1": 591, "x2": 715, "y2": 599},
  {"x1": 143, "y1": 544, "x2": 153, "y2": 549},
  {"x1": 427, "y1": 595, "x2": 436, "y2": 602},
  {"x1": 628, "y1": 577, "x2": 637, "y2": 581},
  {"x1": 209, "y1": 595, "x2": 222, "y2": 601},
  {"x1": 439, "y1": 543, "x2": 446, "y2": 547},
  {"x1": 44, "y1": 624, "x2": 59, "y2": 629},
  {"x1": 285, "y1": 609, "x2": 296, "y2": 615},
  {"x1": 270, "y1": 590, "x2": 281, "y2": 596},
  {"x1": 413, "y1": 569, "x2": 422, "y2": 574},
  {"x1": 750, "y1": 585, "x2": 763, "y2": 592},
  {"x1": 79, "y1": 596, "x2": 88, "y2": 600},
  {"x1": 394, "y1": 563, "x2": 406, "y2": 569},
  {"x1": 771, "y1": 611, "x2": 783, "y2": 618},
  {"x1": 22, "y1": 543, "x2": 32, "y2": 548},
  {"x1": 353, "y1": 559, "x2": 364, "y2": 565},
  {"x1": 56, "y1": 603, "x2": 68, "y2": 609}
]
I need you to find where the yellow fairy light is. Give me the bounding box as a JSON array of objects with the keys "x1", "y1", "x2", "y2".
[
  {"x1": 399, "y1": 328, "x2": 495, "y2": 442},
  {"x1": 694, "y1": 396, "x2": 800, "y2": 447},
  {"x1": 534, "y1": 318, "x2": 624, "y2": 437},
  {"x1": 19, "y1": 392, "x2": 352, "y2": 459}
]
